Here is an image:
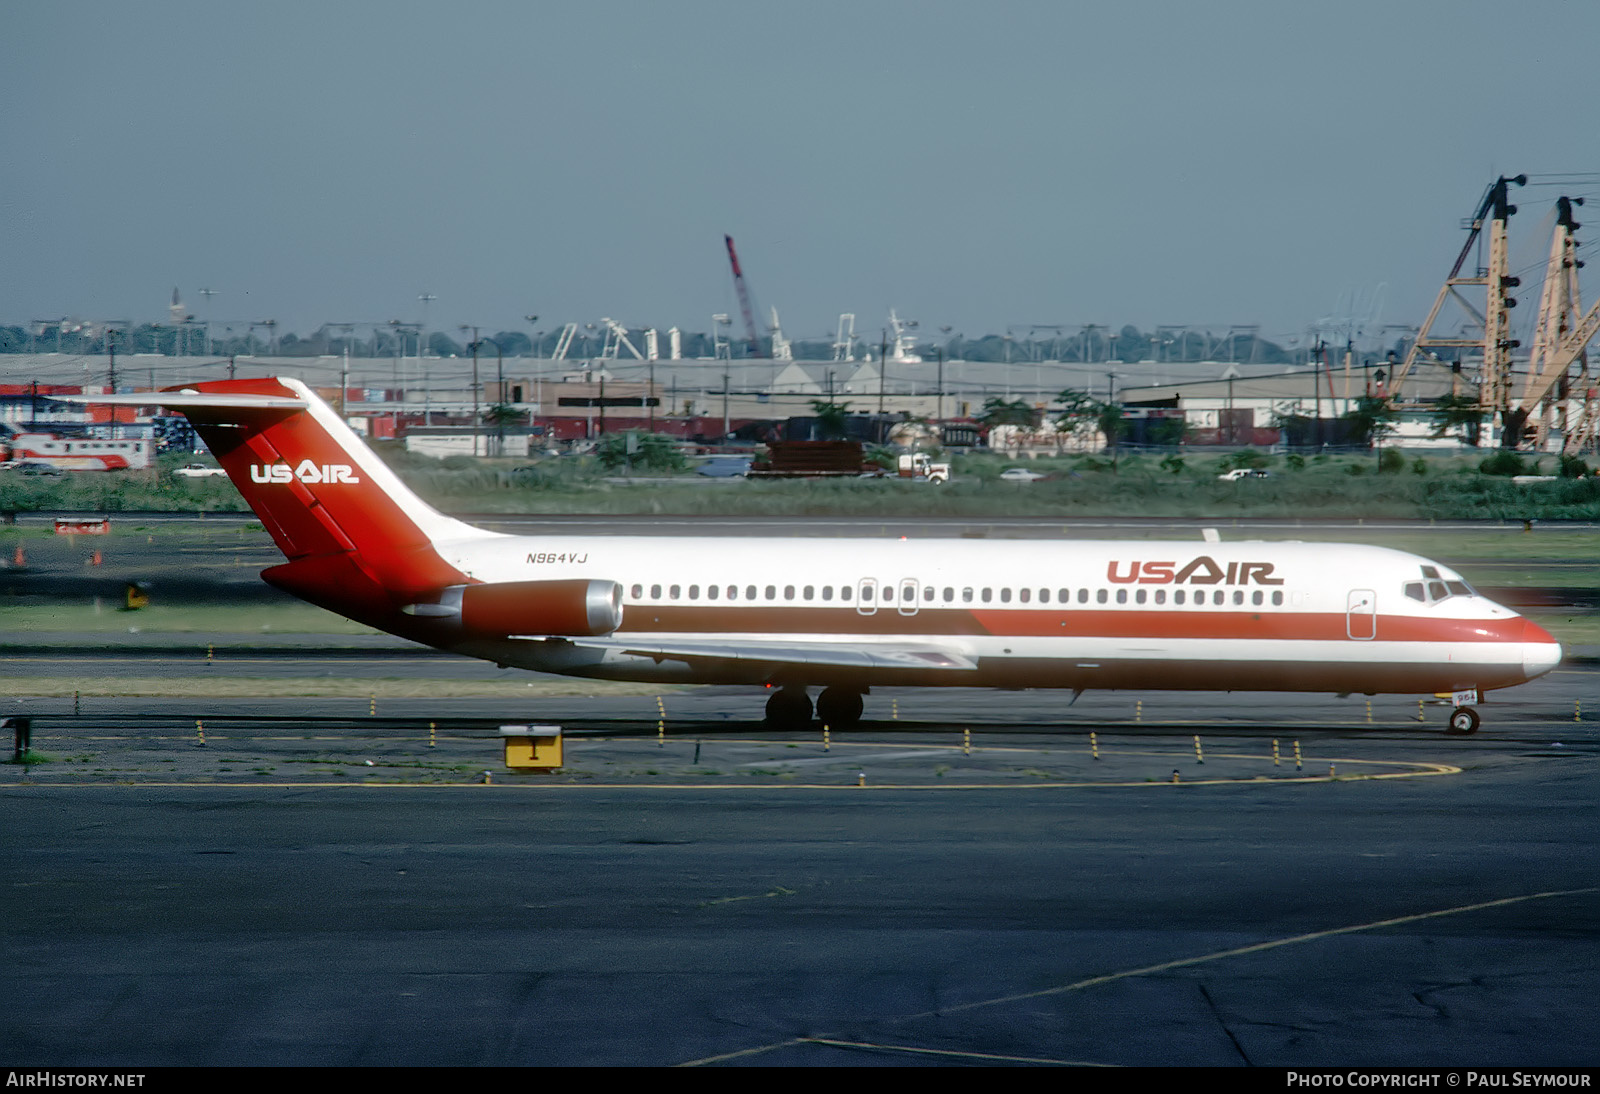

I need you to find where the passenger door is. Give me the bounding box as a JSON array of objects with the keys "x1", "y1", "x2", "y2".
[
  {"x1": 857, "y1": 577, "x2": 878, "y2": 616},
  {"x1": 1346, "y1": 589, "x2": 1376, "y2": 640}
]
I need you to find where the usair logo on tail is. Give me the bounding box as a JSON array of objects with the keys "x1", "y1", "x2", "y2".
[{"x1": 249, "y1": 460, "x2": 361, "y2": 484}]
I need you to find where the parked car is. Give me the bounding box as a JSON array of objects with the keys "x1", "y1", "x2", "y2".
[
  {"x1": 2, "y1": 460, "x2": 63, "y2": 475},
  {"x1": 696, "y1": 457, "x2": 752, "y2": 478},
  {"x1": 174, "y1": 463, "x2": 228, "y2": 478},
  {"x1": 1218, "y1": 468, "x2": 1269, "y2": 481},
  {"x1": 999, "y1": 467, "x2": 1046, "y2": 483}
]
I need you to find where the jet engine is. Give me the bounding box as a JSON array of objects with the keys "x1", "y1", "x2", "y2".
[{"x1": 405, "y1": 579, "x2": 623, "y2": 637}]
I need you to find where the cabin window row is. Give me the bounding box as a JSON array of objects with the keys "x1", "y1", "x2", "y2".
[{"x1": 626, "y1": 583, "x2": 1288, "y2": 607}]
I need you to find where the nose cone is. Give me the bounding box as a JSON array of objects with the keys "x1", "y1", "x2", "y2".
[{"x1": 1521, "y1": 617, "x2": 1563, "y2": 680}]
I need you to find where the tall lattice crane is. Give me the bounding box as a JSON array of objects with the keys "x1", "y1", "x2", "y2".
[
  {"x1": 1390, "y1": 175, "x2": 1526, "y2": 438},
  {"x1": 723, "y1": 235, "x2": 764, "y2": 357}
]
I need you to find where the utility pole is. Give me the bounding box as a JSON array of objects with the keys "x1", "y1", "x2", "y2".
[
  {"x1": 460, "y1": 325, "x2": 480, "y2": 457},
  {"x1": 878, "y1": 331, "x2": 888, "y2": 441},
  {"x1": 105, "y1": 327, "x2": 117, "y2": 439},
  {"x1": 722, "y1": 371, "x2": 730, "y2": 440}
]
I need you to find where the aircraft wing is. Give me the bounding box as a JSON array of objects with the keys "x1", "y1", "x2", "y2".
[{"x1": 541, "y1": 635, "x2": 978, "y2": 672}]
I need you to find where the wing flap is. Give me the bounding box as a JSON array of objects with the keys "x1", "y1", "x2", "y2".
[{"x1": 533, "y1": 635, "x2": 977, "y2": 672}]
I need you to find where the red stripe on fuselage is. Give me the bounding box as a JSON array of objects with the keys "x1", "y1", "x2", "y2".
[{"x1": 620, "y1": 604, "x2": 1541, "y2": 644}]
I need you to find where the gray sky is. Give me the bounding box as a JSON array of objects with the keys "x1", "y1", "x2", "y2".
[{"x1": 3, "y1": 0, "x2": 1597, "y2": 350}]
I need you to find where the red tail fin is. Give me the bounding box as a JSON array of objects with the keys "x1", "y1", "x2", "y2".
[{"x1": 146, "y1": 378, "x2": 495, "y2": 609}]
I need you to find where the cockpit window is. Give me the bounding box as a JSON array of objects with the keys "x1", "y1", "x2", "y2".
[{"x1": 1407, "y1": 571, "x2": 1476, "y2": 605}]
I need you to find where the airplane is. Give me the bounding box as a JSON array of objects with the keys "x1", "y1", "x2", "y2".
[{"x1": 72, "y1": 376, "x2": 1561, "y2": 736}]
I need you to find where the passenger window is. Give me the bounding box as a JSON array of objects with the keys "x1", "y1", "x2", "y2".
[
  {"x1": 804, "y1": 585, "x2": 814, "y2": 600},
  {"x1": 1213, "y1": 590, "x2": 1225, "y2": 605},
  {"x1": 1252, "y1": 591, "x2": 1263, "y2": 606},
  {"x1": 726, "y1": 586, "x2": 737, "y2": 600},
  {"x1": 630, "y1": 584, "x2": 642, "y2": 599},
  {"x1": 1000, "y1": 588, "x2": 1012, "y2": 603},
  {"x1": 1134, "y1": 589, "x2": 1146, "y2": 604},
  {"x1": 981, "y1": 588, "x2": 992, "y2": 603},
  {"x1": 963, "y1": 588, "x2": 973, "y2": 603},
  {"x1": 924, "y1": 587, "x2": 934, "y2": 601},
  {"x1": 1272, "y1": 591, "x2": 1283, "y2": 606},
  {"x1": 1154, "y1": 589, "x2": 1165, "y2": 605},
  {"x1": 1079, "y1": 589, "x2": 1089, "y2": 604},
  {"x1": 841, "y1": 586, "x2": 852, "y2": 601},
  {"x1": 1116, "y1": 589, "x2": 1127, "y2": 604},
  {"x1": 765, "y1": 585, "x2": 776, "y2": 599},
  {"x1": 746, "y1": 585, "x2": 757, "y2": 599},
  {"x1": 882, "y1": 586, "x2": 893, "y2": 601},
  {"x1": 822, "y1": 585, "x2": 833, "y2": 601},
  {"x1": 1175, "y1": 589, "x2": 1185, "y2": 605},
  {"x1": 651, "y1": 584, "x2": 662, "y2": 599},
  {"x1": 783, "y1": 585, "x2": 795, "y2": 600},
  {"x1": 670, "y1": 585, "x2": 681, "y2": 599},
  {"x1": 707, "y1": 585, "x2": 718, "y2": 600},
  {"x1": 943, "y1": 587, "x2": 954, "y2": 602},
  {"x1": 1096, "y1": 589, "x2": 1107, "y2": 604},
  {"x1": 689, "y1": 585, "x2": 700, "y2": 600},
  {"x1": 1232, "y1": 590, "x2": 1243, "y2": 606},
  {"x1": 1019, "y1": 588, "x2": 1030, "y2": 603}
]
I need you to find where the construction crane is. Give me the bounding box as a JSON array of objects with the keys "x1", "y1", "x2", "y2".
[
  {"x1": 723, "y1": 235, "x2": 764, "y2": 357},
  {"x1": 1516, "y1": 196, "x2": 1599, "y2": 452},
  {"x1": 1389, "y1": 175, "x2": 1526, "y2": 437}
]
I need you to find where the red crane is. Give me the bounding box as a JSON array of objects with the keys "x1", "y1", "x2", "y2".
[{"x1": 723, "y1": 234, "x2": 764, "y2": 357}]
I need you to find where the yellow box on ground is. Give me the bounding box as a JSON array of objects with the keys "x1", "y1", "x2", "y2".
[{"x1": 500, "y1": 724, "x2": 563, "y2": 770}]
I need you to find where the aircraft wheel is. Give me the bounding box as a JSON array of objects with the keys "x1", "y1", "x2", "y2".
[
  {"x1": 765, "y1": 688, "x2": 812, "y2": 730},
  {"x1": 1447, "y1": 706, "x2": 1480, "y2": 735},
  {"x1": 815, "y1": 686, "x2": 864, "y2": 728}
]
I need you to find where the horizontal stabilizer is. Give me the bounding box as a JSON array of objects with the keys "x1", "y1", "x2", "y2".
[
  {"x1": 55, "y1": 391, "x2": 308, "y2": 410},
  {"x1": 554, "y1": 636, "x2": 977, "y2": 672}
]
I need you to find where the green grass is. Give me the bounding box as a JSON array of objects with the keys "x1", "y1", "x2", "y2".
[
  {"x1": 5, "y1": 448, "x2": 1599, "y2": 519},
  {"x1": 0, "y1": 600, "x2": 374, "y2": 634},
  {"x1": 0, "y1": 676, "x2": 685, "y2": 699}
]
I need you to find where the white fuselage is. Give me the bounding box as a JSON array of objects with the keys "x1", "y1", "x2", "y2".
[{"x1": 433, "y1": 533, "x2": 1560, "y2": 695}]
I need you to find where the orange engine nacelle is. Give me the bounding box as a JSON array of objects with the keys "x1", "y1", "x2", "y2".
[{"x1": 405, "y1": 579, "x2": 623, "y2": 637}]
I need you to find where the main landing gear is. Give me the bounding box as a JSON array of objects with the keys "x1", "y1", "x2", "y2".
[
  {"x1": 764, "y1": 688, "x2": 812, "y2": 730},
  {"x1": 764, "y1": 686, "x2": 866, "y2": 730},
  {"x1": 1447, "y1": 706, "x2": 1481, "y2": 735},
  {"x1": 815, "y1": 686, "x2": 864, "y2": 728}
]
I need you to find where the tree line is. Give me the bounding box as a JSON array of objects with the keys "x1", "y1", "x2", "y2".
[{"x1": 2, "y1": 320, "x2": 1384, "y2": 366}]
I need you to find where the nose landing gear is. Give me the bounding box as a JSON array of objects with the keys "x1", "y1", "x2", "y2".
[{"x1": 1447, "y1": 706, "x2": 1480, "y2": 735}]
